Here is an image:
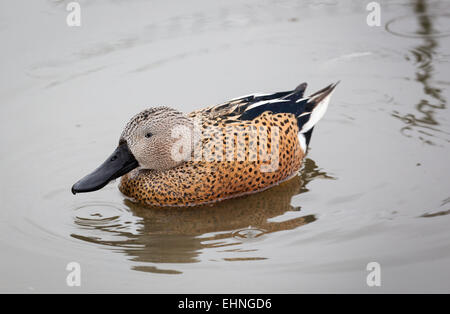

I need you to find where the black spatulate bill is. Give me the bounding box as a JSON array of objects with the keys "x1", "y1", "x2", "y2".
[{"x1": 71, "y1": 143, "x2": 139, "y2": 194}]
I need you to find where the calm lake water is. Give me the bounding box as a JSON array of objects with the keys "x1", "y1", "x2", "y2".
[{"x1": 0, "y1": 0, "x2": 449, "y2": 293}]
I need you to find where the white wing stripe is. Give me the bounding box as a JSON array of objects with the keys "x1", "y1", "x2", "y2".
[
  {"x1": 245, "y1": 99, "x2": 289, "y2": 111},
  {"x1": 229, "y1": 93, "x2": 268, "y2": 102}
]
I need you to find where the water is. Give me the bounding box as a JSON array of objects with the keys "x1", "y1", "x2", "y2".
[{"x1": 0, "y1": 0, "x2": 449, "y2": 293}]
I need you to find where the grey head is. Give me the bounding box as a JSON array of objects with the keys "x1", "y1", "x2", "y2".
[
  {"x1": 72, "y1": 106, "x2": 194, "y2": 194},
  {"x1": 120, "y1": 106, "x2": 194, "y2": 171}
]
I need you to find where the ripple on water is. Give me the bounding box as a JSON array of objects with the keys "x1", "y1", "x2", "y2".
[
  {"x1": 405, "y1": 47, "x2": 433, "y2": 68},
  {"x1": 232, "y1": 227, "x2": 267, "y2": 240},
  {"x1": 71, "y1": 201, "x2": 143, "y2": 248},
  {"x1": 386, "y1": 14, "x2": 450, "y2": 39}
]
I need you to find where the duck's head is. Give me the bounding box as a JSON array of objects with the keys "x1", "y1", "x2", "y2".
[{"x1": 72, "y1": 106, "x2": 193, "y2": 194}]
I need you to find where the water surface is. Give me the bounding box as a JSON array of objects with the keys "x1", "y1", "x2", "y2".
[{"x1": 0, "y1": 0, "x2": 449, "y2": 292}]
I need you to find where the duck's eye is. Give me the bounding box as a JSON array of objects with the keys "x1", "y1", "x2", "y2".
[{"x1": 145, "y1": 132, "x2": 153, "y2": 138}]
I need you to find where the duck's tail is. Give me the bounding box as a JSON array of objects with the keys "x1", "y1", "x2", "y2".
[
  {"x1": 296, "y1": 81, "x2": 339, "y2": 133},
  {"x1": 296, "y1": 81, "x2": 339, "y2": 151},
  {"x1": 295, "y1": 81, "x2": 339, "y2": 149}
]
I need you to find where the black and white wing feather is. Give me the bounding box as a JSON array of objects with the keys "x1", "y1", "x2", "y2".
[{"x1": 191, "y1": 81, "x2": 338, "y2": 150}]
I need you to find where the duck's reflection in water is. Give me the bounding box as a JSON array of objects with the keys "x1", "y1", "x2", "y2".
[{"x1": 71, "y1": 158, "x2": 334, "y2": 274}]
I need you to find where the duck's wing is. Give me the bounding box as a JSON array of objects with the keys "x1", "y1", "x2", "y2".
[
  {"x1": 238, "y1": 82, "x2": 338, "y2": 128},
  {"x1": 194, "y1": 82, "x2": 337, "y2": 128},
  {"x1": 190, "y1": 81, "x2": 338, "y2": 148},
  {"x1": 188, "y1": 82, "x2": 308, "y2": 121}
]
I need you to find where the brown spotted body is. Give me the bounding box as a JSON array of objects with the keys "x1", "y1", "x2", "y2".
[{"x1": 119, "y1": 111, "x2": 304, "y2": 206}]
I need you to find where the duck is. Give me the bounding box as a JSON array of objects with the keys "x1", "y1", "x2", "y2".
[{"x1": 72, "y1": 81, "x2": 338, "y2": 206}]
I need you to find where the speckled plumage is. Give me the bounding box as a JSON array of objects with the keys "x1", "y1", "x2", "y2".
[{"x1": 119, "y1": 82, "x2": 338, "y2": 206}]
